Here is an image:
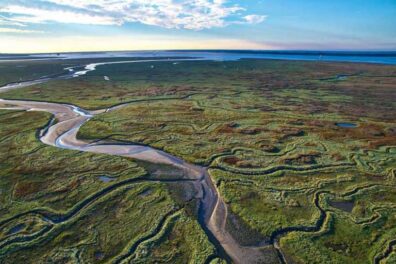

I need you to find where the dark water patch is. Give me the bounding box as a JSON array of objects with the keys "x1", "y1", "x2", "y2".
[
  {"x1": 138, "y1": 188, "x2": 152, "y2": 197},
  {"x1": 336, "y1": 122, "x2": 357, "y2": 128},
  {"x1": 329, "y1": 200, "x2": 354, "y2": 212},
  {"x1": 98, "y1": 176, "x2": 115, "y2": 183},
  {"x1": 94, "y1": 251, "x2": 105, "y2": 260},
  {"x1": 7, "y1": 224, "x2": 25, "y2": 235}
]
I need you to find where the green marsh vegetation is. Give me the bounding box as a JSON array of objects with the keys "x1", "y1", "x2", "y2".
[
  {"x1": 0, "y1": 110, "x2": 215, "y2": 263},
  {"x1": 1, "y1": 59, "x2": 396, "y2": 263},
  {"x1": 0, "y1": 57, "x2": 185, "y2": 87}
]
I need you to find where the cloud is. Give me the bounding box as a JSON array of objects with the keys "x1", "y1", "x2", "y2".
[
  {"x1": 0, "y1": 27, "x2": 44, "y2": 33},
  {"x1": 0, "y1": 5, "x2": 119, "y2": 25},
  {"x1": 0, "y1": 15, "x2": 26, "y2": 27},
  {"x1": 244, "y1": 15, "x2": 266, "y2": 24},
  {"x1": 0, "y1": 0, "x2": 266, "y2": 30}
]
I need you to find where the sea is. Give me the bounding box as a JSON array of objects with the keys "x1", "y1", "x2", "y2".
[{"x1": 1, "y1": 50, "x2": 396, "y2": 65}]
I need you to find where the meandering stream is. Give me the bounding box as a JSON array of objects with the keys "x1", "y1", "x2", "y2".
[
  {"x1": 8, "y1": 58, "x2": 389, "y2": 263},
  {"x1": 0, "y1": 59, "x2": 275, "y2": 263},
  {"x1": 2, "y1": 55, "x2": 396, "y2": 264}
]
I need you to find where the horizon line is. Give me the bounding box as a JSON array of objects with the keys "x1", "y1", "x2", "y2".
[{"x1": 2, "y1": 48, "x2": 396, "y2": 55}]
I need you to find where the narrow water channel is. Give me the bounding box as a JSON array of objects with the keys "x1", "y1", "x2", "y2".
[{"x1": 0, "y1": 59, "x2": 284, "y2": 263}]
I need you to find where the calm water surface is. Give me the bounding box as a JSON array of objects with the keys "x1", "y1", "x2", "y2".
[
  {"x1": 336, "y1": 123, "x2": 358, "y2": 128},
  {"x1": 1, "y1": 50, "x2": 396, "y2": 64}
]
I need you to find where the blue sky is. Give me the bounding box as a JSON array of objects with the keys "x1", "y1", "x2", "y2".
[{"x1": 0, "y1": 0, "x2": 395, "y2": 53}]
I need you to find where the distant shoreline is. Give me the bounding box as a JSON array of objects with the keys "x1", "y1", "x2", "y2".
[
  {"x1": 1, "y1": 50, "x2": 396, "y2": 65},
  {"x1": 1, "y1": 49, "x2": 396, "y2": 56}
]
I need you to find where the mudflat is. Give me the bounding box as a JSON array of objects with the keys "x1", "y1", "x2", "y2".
[{"x1": 0, "y1": 57, "x2": 395, "y2": 264}]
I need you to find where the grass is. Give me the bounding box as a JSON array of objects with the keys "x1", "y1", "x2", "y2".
[
  {"x1": 0, "y1": 109, "x2": 215, "y2": 263},
  {"x1": 131, "y1": 211, "x2": 215, "y2": 263},
  {"x1": 0, "y1": 110, "x2": 145, "y2": 217},
  {"x1": 0, "y1": 57, "x2": 181, "y2": 86},
  {"x1": 1, "y1": 58, "x2": 396, "y2": 263}
]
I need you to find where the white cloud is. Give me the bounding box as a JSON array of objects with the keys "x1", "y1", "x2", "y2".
[
  {"x1": 0, "y1": 15, "x2": 26, "y2": 27},
  {"x1": 244, "y1": 15, "x2": 266, "y2": 24},
  {"x1": 0, "y1": 0, "x2": 266, "y2": 30},
  {"x1": 0, "y1": 5, "x2": 119, "y2": 25},
  {"x1": 0, "y1": 27, "x2": 44, "y2": 33}
]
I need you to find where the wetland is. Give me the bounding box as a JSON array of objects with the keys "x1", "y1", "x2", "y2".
[{"x1": 0, "y1": 54, "x2": 395, "y2": 263}]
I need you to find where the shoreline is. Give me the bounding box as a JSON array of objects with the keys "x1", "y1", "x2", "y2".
[{"x1": 1, "y1": 51, "x2": 396, "y2": 65}]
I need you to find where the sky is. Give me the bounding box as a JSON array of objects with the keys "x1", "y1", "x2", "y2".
[{"x1": 0, "y1": 0, "x2": 395, "y2": 53}]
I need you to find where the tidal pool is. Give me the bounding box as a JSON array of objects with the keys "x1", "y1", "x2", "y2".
[
  {"x1": 94, "y1": 251, "x2": 105, "y2": 260},
  {"x1": 329, "y1": 200, "x2": 355, "y2": 212},
  {"x1": 98, "y1": 176, "x2": 114, "y2": 183},
  {"x1": 7, "y1": 224, "x2": 25, "y2": 235},
  {"x1": 336, "y1": 122, "x2": 357, "y2": 128}
]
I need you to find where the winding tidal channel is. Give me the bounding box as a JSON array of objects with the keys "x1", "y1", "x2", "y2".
[{"x1": 0, "y1": 59, "x2": 284, "y2": 264}]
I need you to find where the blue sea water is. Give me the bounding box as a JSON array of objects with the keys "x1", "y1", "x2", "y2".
[{"x1": 1, "y1": 50, "x2": 396, "y2": 65}]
